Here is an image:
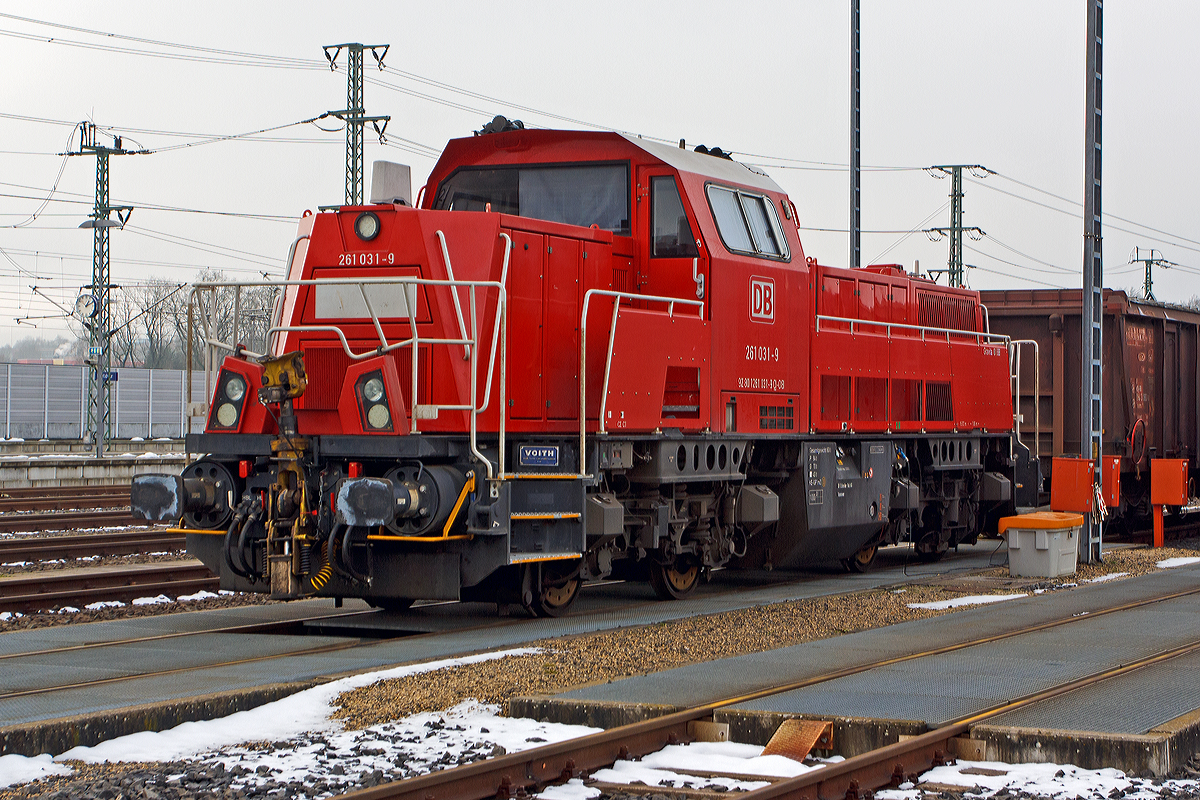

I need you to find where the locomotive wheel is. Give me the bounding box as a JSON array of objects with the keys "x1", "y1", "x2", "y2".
[
  {"x1": 529, "y1": 562, "x2": 581, "y2": 618},
  {"x1": 843, "y1": 544, "x2": 878, "y2": 573},
  {"x1": 915, "y1": 532, "x2": 947, "y2": 562},
  {"x1": 649, "y1": 558, "x2": 700, "y2": 600}
]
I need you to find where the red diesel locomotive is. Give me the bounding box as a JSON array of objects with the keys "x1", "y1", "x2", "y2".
[{"x1": 133, "y1": 124, "x2": 1030, "y2": 615}]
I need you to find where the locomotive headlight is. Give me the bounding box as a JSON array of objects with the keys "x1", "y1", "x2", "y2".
[
  {"x1": 363, "y1": 377, "x2": 385, "y2": 403},
  {"x1": 216, "y1": 402, "x2": 238, "y2": 427},
  {"x1": 355, "y1": 369, "x2": 393, "y2": 432},
  {"x1": 354, "y1": 212, "x2": 380, "y2": 242},
  {"x1": 208, "y1": 366, "x2": 250, "y2": 432},
  {"x1": 367, "y1": 403, "x2": 391, "y2": 429},
  {"x1": 224, "y1": 375, "x2": 246, "y2": 402}
]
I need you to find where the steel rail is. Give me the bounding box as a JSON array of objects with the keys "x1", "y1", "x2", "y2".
[
  {"x1": 0, "y1": 509, "x2": 138, "y2": 534},
  {"x1": 0, "y1": 493, "x2": 129, "y2": 513},
  {"x1": 0, "y1": 530, "x2": 185, "y2": 562},
  {"x1": 0, "y1": 485, "x2": 129, "y2": 498},
  {"x1": 333, "y1": 582, "x2": 1200, "y2": 800},
  {"x1": 0, "y1": 562, "x2": 217, "y2": 614}
]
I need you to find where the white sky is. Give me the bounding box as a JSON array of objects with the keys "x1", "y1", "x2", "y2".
[{"x1": 2, "y1": 1, "x2": 1199, "y2": 346}]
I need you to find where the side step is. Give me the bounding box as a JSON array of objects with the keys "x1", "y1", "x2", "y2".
[{"x1": 508, "y1": 477, "x2": 585, "y2": 564}]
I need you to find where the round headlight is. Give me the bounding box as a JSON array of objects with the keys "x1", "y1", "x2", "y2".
[
  {"x1": 355, "y1": 212, "x2": 380, "y2": 241},
  {"x1": 363, "y1": 377, "x2": 385, "y2": 403},
  {"x1": 367, "y1": 403, "x2": 391, "y2": 429},
  {"x1": 224, "y1": 375, "x2": 246, "y2": 402},
  {"x1": 215, "y1": 403, "x2": 238, "y2": 427}
]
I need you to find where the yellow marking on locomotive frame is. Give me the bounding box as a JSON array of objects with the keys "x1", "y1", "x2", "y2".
[
  {"x1": 508, "y1": 552, "x2": 583, "y2": 564},
  {"x1": 510, "y1": 512, "x2": 582, "y2": 520},
  {"x1": 500, "y1": 473, "x2": 584, "y2": 480},
  {"x1": 442, "y1": 470, "x2": 476, "y2": 538},
  {"x1": 368, "y1": 533, "x2": 474, "y2": 542}
]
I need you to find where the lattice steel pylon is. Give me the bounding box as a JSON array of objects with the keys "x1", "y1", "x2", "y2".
[
  {"x1": 1081, "y1": 0, "x2": 1104, "y2": 563},
  {"x1": 69, "y1": 122, "x2": 137, "y2": 457},
  {"x1": 925, "y1": 165, "x2": 990, "y2": 287},
  {"x1": 323, "y1": 43, "x2": 391, "y2": 205},
  {"x1": 850, "y1": 0, "x2": 861, "y2": 269},
  {"x1": 1128, "y1": 247, "x2": 1171, "y2": 302}
]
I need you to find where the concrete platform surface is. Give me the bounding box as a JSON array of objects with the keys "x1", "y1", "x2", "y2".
[
  {"x1": 0, "y1": 542, "x2": 1005, "y2": 754},
  {"x1": 513, "y1": 562, "x2": 1200, "y2": 775}
]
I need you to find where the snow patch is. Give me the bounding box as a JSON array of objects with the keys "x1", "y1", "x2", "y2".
[
  {"x1": 56, "y1": 648, "x2": 540, "y2": 764},
  {"x1": 1085, "y1": 572, "x2": 1129, "y2": 583},
  {"x1": 908, "y1": 594, "x2": 1026, "y2": 610},
  {"x1": 0, "y1": 753, "x2": 71, "y2": 788},
  {"x1": 1157, "y1": 556, "x2": 1200, "y2": 569},
  {"x1": 132, "y1": 595, "x2": 173, "y2": 606}
]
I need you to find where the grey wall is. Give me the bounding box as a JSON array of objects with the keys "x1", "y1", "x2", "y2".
[{"x1": 0, "y1": 364, "x2": 207, "y2": 440}]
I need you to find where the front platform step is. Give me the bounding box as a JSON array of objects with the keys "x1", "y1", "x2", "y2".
[{"x1": 508, "y1": 477, "x2": 585, "y2": 563}]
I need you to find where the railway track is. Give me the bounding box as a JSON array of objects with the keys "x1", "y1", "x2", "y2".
[
  {"x1": 0, "y1": 484, "x2": 130, "y2": 513},
  {"x1": 330, "y1": 583, "x2": 1200, "y2": 800},
  {"x1": 0, "y1": 529, "x2": 185, "y2": 563},
  {"x1": 0, "y1": 509, "x2": 140, "y2": 534},
  {"x1": 0, "y1": 561, "x2": 217, "y2": 614}
]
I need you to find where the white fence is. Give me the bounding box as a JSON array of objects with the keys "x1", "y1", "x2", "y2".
[{"x1": 0, "y1": 364, "x2": 206, "y2": 440}]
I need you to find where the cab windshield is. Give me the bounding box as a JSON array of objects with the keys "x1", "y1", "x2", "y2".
[{"x1": 433, "y1": 163, "x2": 630, "y2": 235}]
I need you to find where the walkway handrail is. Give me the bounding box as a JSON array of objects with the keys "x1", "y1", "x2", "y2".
[
  {"x1": 578, "y1": 290, "x2": 705, "y2": 476},
  {"x1": 187, "y1": 269, "x2": 508, "y2": 483},
  {"x1": 1009, "y1": 339, "x2": 1041, "y2": 463},
  {"x1": 815, "y1": 313, "x2": 1011, "y2": 344}
]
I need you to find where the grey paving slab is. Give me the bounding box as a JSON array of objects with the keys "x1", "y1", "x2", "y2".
[
  {"x1": 988, "y1": 650, "x2": 1200, "y2": 734},
  {"x1": 729, "y1": 582, "x2": 1200, "y2": 730},
  {"x1": 7, "y1": 543, "x2": 1193, "y2": 733},
  {"x1": 0, "y1": 633, "x2": 355, "y2": 693},
  {"x1": 555, "y1": 566, "x2": 1200, "y2": 708},
  {"x1": 0, "y1": 597, "x2": 369, "y2": 657},
  {"x1": 0, "y1": 543, "x2": 1006, "y2": 726}
]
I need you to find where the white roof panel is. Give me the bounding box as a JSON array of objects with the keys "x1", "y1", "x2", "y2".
[{"x1": 620, "y1": 134, "x2": 785, "y2": 194}]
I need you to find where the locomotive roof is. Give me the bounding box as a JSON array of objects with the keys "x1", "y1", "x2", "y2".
[
  {"x1": 616, "y1": 134, "x2": 785, "y2": 194},
  {"x1": 427, "y1": 129, "x2": 786, "y2": 196}
]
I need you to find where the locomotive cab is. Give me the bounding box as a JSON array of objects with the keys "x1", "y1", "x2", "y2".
[{"x1": 132, "y1": 125, "x2": 1026, "y2": 615}]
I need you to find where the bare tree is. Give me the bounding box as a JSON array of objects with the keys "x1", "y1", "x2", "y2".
[
  {"x1": 108, "y1": 290, "x2": 139, "y2": 367},
  {"x1": 168, "y1": 270, "x2": 278, "y2": 368},
  {"x1": 130, "y1": 279, "x2": 186, "y2": 368}
]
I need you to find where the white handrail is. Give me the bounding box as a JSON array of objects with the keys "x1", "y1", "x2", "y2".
[
  {"x1": 435, "y1": 230, "x2": 472, "y2": 360},
  {"x1": 190, "y1": 270, "x2": 508, "y2": 483},
  {"x1": 475, "y1": 234, "x2": 512, "y2": 415},
  {"x1": 814, "y1": 313, "x2": 1010, "y2": 345},
  {"x1": 1009, "y1": 339, "x2": 1040, "y2": 463},
  {"x1": 578, "y1": 289, "x2": 705, "y2": 475}
]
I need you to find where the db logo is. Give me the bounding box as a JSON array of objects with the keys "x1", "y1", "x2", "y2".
[{"x1": 750, "y1": 277, "x2": 775, "y2": 322}]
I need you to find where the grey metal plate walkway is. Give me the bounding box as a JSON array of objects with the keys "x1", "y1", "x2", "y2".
[
  {"x1": 556, "y1": 564, "x2": 1200, "y2": 736},
  {"x1": 0, "y1": 542, "x2": 1005, "y2": 727}
]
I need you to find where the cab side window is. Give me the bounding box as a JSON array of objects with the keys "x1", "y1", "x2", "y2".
[
  {"x1": 706, "y1": 185, "x2": 790, "y2": 260},
  {"x1": 651, "y1": 176, "x2": 699, "y2": 258}
]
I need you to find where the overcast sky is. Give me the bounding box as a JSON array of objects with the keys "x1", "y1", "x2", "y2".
[{"x1": 2, "y1": 1, "x2": 1198, "y2": 345}]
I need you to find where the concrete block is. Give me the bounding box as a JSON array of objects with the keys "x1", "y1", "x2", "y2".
[{"x1": 505, "y1": 696, "x2": 679, "y2": 729}]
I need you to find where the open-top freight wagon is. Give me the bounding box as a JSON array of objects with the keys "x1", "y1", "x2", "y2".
[
  {"x1": 981, "y1": 288, "x2": 1200, "y2": 530},
  {"x1": 133, "y1": 123, "x2": 1032, "y2": 615}
]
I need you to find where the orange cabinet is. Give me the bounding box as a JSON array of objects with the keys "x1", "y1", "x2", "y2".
[{"x1": 1150, "y1": 458, "x2": 1189, "y2": 506}]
